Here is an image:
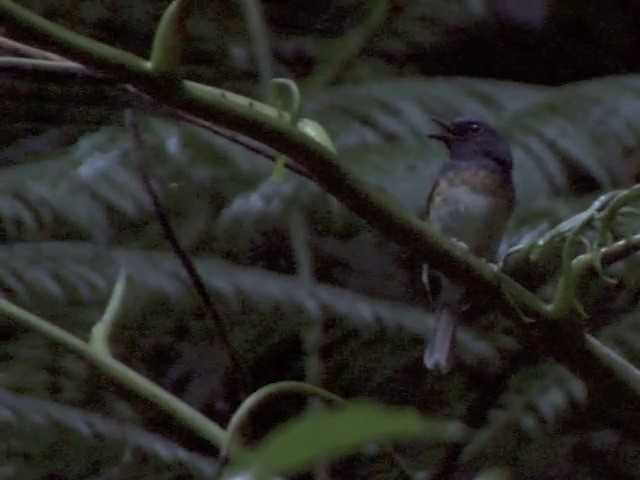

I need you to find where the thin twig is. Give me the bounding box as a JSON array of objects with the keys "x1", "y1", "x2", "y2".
[
  {"x1": 581, "y1": 234, "x2": 640, "y2": 271},
  {"x1": 301, "y1": 0, "x2": 388, "y2": 93},
  {"x1": 158, "y1": 101, "x2": 314, "y2": 179},
  {"x1": 0, "y1": 33, "x2": 69, "y2": 60},
  {"x1": 240, "y1": 0, "x2": 273, "y2": 100},
  {"x1": 125, "y1": 111, "x2": 248, "y2": 402}
]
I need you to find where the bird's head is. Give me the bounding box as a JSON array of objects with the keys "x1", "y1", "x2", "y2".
[{"x1": 429, "y1": 117, "x2": 513, "y2": 173}]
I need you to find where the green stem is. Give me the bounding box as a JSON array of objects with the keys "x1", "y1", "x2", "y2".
[
  {"x1": 220, "y1": 381, "x2": 414, "y2": 479},
  {"x1": 0, "y1": 0, "x2": 148, "y2": 77},
  {"x1": 222, "y1": 381, "x2": 344, "y2": 457},
  {"x1": 585, "y1": 334, "x2": 640, "y2": 396},
  {"x1": 302, "y1": 0, "x2": 388, "y2": 93},
  {"x1": 269, "y1": 78, "x2": 302, "y2": 125},
  {"x1": 0, "y1": 34, "x2": 68, "y2": 60},
  {"x1": 289, "y1": 211, "x2": 322, "y2": 389},
  {"x1": 89, "y1": 269, "x2": 128, "y2": 356},
  {"x1": 0, "y1": 297, "x2": 232, "y2": 452},
  {"x1": 149, "y1": 0, "x2": 194, "y2": 74},
  {"x1": 241, "y1": 0, "x2": 273, "y2": 100},
  {"x1": 602, "y1": 184, "x2": 640, "y2": 225}
]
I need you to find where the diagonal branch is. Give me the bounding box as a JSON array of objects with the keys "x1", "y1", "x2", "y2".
[{"x1": 0, "y1": 34, "x2": 69, "y2": 60}]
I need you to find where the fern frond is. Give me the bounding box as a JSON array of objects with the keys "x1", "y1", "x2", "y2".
[
  {"x1": 463, "y1": 364, "x2": 587, "y2": 461},
  {"x1": 0, "y1": 332, "x2": 91, "y2": 401},
  {"x1": 504, "y1": 76, "x2": 640, "y2": 198},
  {"x1": 214, "y1": 175, "x2": 357, "y2": 250},
  {"x1": 0, "y1": 242, "x2": 502, "y2": 366},
  {"x1": 0, "y1": 388, "x2": 219, "y2": 477},
  {"x1": 306, "y1": 77, "x2": 548, "y2": 149},
  {"x1": 17, "y1": 73, "x2": 640, "y2": 254},
  {"x1": 0, "y1": 118, "x2": 269, "y2": 244},
  {"x1": 304, "y1": 75, "x2": 640, "y2": 210}
]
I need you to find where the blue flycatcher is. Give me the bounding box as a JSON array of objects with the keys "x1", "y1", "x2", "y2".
[{"x1": 423, "y1": 117, "x2": 515, "y2": 372}]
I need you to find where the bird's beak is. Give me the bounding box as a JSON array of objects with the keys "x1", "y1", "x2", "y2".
[{"x1": 428, "y1": 117, "x2": 454, "y2": 144}]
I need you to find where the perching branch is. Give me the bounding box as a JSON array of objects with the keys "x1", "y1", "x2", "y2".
[{"x1": 0, "y1": 34, "x2": 69, "y2": 60}]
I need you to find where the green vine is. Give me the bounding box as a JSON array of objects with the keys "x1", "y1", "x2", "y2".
[{"x1": 0, "y1": 293, "x2": 231, "y2": 452}]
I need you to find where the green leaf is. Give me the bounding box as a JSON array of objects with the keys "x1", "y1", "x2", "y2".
[{"x1": 235, "y1": 400, "x2": 469, "y2": 477}]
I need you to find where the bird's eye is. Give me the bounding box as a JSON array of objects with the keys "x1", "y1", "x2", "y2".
[{"x1": 468, "y1": 122, "x2": 481, "y2": 133}]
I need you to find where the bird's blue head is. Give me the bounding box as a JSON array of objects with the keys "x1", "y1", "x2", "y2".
[{"x1": 429, "y1": 117, "x2": 513, "y2": 174}]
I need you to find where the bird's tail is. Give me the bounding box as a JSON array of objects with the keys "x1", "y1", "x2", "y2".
[{"x1": 424, "y1": 308, "x2": 457, "y2": 373}]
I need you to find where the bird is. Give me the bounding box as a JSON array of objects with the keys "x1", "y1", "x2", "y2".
[{"x1": 423, "y1": 117, "x2": 515, "y2": 373}]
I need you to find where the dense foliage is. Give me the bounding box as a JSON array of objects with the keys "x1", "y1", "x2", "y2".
[{"x1": 4, "y1": 1, "x2": 640, "y2": 479}]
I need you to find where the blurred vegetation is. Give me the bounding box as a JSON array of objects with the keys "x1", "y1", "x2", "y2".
[{"x1": 4, "y1": 0, "x2": 640, "y2": 479}]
